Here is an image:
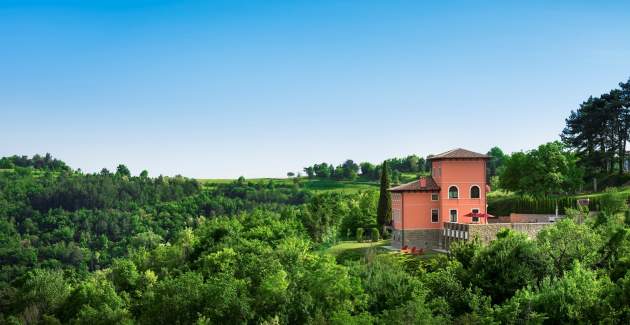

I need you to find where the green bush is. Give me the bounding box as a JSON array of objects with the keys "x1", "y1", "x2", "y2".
[
  {"x1": 370, "y1": 228, "x2": 380, "y2": 242},
  {"x1": 487, "y1": 195, "x2": 608, "y2": 216},
  {"x1": 356, "y1": 228, "x2": 364, "y2": 243}
]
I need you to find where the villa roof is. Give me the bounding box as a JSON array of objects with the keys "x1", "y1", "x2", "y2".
[
  {"x1": 389, "y1": 176, "x2": 439, "y2": 192},
  {"x1": 427, "y1": 148, "x2": 489, "y2": 160}
]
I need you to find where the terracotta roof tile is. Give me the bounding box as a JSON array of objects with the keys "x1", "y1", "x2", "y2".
[
  {"x1": 427, "y1": 148, "x2": 489, "y2": 160},
  {"x1": 389, "y1": 176, "x2": 440, "y2": 192}
]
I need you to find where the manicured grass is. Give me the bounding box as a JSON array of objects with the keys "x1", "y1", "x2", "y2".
[
  {"x1": 299, "y1": 179, "x2": 378, "y2": 193},
  {"x1": 578, "y1": 187, "x2": 630, "y2": 198},
  {"x1": 324, "y1": 240, "x2": 391, "y2": 257},
  {"x1": 196, "y1": 178, "x2": 236, "y2": 184},
  {"x1": 198, "y1": 177, "x2": 379, "y2": 193},
  {"x1": 323, "y1": 240, "x2": 441, "y2": 263},
  {"x1": 399, "y1": 172, "x2": 420, "y2": 183}
]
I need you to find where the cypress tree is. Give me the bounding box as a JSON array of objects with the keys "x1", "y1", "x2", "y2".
[{"x1": 377, "y1": 161, "x2": 392, "y2": 230}]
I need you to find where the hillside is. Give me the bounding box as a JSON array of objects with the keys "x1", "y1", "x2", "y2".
[{"x1": 2, "y1": 157, "x2": 630, "y2": 324}]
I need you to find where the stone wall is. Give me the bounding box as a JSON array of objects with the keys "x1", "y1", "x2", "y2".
[
  {"x1": 468, "y1": 223, "x2": 550, "y2": 245},
  {"x1": 489, "y1": 213, "x2": 562, "y2": 224},
  {"x1": 391, "y1": 229, "x2": 441, "y2": 249},
  {"x1": 395, "y1": 222, "x2": 552, "y2": 251}
]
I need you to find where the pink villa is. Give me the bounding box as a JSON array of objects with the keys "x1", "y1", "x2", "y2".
[{"x1": 389, "y1": 148, "x2": 492, "y2": 249}]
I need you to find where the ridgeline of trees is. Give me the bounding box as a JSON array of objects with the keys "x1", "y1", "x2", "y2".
[
  {"x1": 302, "y1": 155, "x2": 427, "y2": 182},
  {"x1": 0, "y1": 153, "x2": 70, "y2": 171}
]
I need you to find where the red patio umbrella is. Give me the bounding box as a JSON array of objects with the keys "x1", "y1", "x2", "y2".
[{"x1": 463, "y1": 212, "x2": 496, "y2": 218}]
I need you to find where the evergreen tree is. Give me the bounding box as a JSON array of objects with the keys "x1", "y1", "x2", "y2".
[{"x1": 377, "y1": 161, "x2": 392, "y2": 230}]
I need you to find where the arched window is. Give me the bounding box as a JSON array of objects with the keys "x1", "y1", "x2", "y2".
[
  {"x1": 470, "y1": 185, "x2": 480, "y2": 199},
  {"x1": 448, "y1": 186, "x2": 458, "y2": 199}
]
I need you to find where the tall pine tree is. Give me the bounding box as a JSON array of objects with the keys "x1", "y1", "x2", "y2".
[{"x1": 377, "y1": 160, "x2": 392, "y2": 230}]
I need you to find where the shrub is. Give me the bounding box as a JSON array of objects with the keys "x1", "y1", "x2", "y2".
[
  {"x1": 370, "y1": 228, "x2": 380, "y2": 242},
  {"x1": 487, "y1": 195, "x2": 607, "y2": 216},
  {"x1": 598, "y1": 187, "x2": 628, "y2": 215},
  {"x1": 356, "y1": 228, "x2": 364, "y2": 243}
]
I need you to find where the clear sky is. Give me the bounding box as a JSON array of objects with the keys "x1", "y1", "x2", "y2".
[{"x1": 2, "y1": 0, "x2": 630, "y2": 178}]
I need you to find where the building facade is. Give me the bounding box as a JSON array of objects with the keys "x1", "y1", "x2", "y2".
[{"x1": 390, "y1": 148, "x2": 490, "y2": 249}]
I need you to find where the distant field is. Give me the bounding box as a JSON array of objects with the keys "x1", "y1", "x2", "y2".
[
  {"x1": 198, "y1": 177, "x2": 379, "y2": 193},
  {"x1": 300, "y1": 179, "x2": 378, "y2": 192}
]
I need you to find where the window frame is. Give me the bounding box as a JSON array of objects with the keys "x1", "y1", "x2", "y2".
[
  {"x1": 431, "y1": 208, "x2": 439, "y2": 223},
  {"x1": 431, "y1": 192, "x2": 439, "y2": 201},
  {"x1": 470, "y1": 185, "x2": 481, "y2": 199},
  {"x1": 448, "y1": 185, "x2": 459, "y2": 199},
  {"x1": 471, "y1": 208, "x2": 480, "y2": 223},
  {"x1": 449, "y1": 209, "x2": 458, "y2": 223}
]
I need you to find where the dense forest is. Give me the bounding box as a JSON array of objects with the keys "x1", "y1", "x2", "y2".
[{"x1": 2, "y1": 154, "x2": 630, "y2": 324}]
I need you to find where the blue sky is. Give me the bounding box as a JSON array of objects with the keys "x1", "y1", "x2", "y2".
[{"x1": 2, "y1": 0, "x2": 630, "y2": 178}]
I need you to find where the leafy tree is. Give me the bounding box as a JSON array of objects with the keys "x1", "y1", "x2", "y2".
[
  {"x1": 340, "y1": 191, "x2": 378, "y2": 239},
  {"x1": 360, "y1": 162, "x2": 375, "y2": 178},
  {"x1": 300, "y1": 192, "x2": 348, "y2": 243},
  {"x1": 497, "y1": 262, "x2": 615, "y2": 323},
  {"x1": 537, "y1": 218, "x2": 603, "y2": 275},
  {"x1": 139, "y1": 272, "x2": 210, "y2": 324},
  {"x1": 341, "y1": 160, "x2": 359, "y2": 180},
  {"x1": 115, "y1": 164, "x2": 131, "y2": 177},
  {"x1": 469, "y1": 229, "x2": 551, "y2": 303},
  {"x1": 60, "y1": 275, "x2": 131, "y2": 324},
  {"x1": 598, "y1": 187, "x2": 628, "y2": 215},
  {"x1": 499, "y1": 142, "x2": 584, "y2": 196},
  {"x1": 313, "y1": 163, "x2": 332, "y2": 178},
  {"x1": 109, "y1": 259, "x2": 140, "y2": 293},
  {"x1": 377, "y1": 161, "x2": 392, "y2": 231},
  {"x1": 486, "y1": 146, "x2": 506, "y2": 179},
  {"x1": 17, "y1": 269, "x2": 70, "y2": 322},
  {"x1": 405, "y1": 154, "x2": 423, "y2": 173},
  {"x1": 303, "y1": 166, "x2": 315, "y2": 178},
  {"x1": 562, "y1": 78, "x2": 630, "y2": 176}
]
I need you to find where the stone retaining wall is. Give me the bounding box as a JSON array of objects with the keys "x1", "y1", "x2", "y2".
[
  {"x1": 391, "y1": 229, "x2": 441, "y2": 249},
  {"x1": 394, "y1": 222, "x2": 552, "y2": 250},
  {"x1": 468, "y1": 223, "x2": 550, "y2": 244},
  {"x1": 489, "y1": 213, "x2": 562, "y2": 224}
]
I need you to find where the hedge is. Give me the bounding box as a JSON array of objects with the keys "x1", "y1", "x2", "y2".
[{"x1": 487, "y1": 195, "x2": 609, "y2": 216}]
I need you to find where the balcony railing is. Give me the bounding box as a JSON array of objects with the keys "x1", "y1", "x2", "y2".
[{"x1": 443, "y1": 222, "x2": 469, "y2": 240}]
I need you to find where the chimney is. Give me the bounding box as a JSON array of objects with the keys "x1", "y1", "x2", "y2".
[{"x1": 419, "y1": 177, "x2": 426, "y2": 188}]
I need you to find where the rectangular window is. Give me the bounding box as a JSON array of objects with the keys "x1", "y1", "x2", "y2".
[
  {"x1": 431, "y1": 193, "x2": 438, "y2": 201},
  {"x1": 472, "y1": 209, "x2": 479, "y2": 223},
  {"x1": 431, "y1": 209, "x2": 439, "y2": 223},
  {"x1": 450, "y1": 209, "x2": 458, "y2": 223}
]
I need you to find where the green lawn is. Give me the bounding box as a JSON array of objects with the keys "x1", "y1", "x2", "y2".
[
  {"x1": 198, "y1": 177, "x2": 379, "y2": 193},
  {"x1": 299, "y1": 179, "x2": 378, "y2": 193},
  {"x1": 578, "y1": 187, "x2": 630, "y2": 198},
  {"x1": 323, "y1": 240, "x2": 441, "y2": 263},
  {"x1": 324, "y1": 240, "x2": 391, "y2": 257}
]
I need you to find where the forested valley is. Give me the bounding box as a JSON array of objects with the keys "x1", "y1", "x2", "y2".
[{"x1": 1, "y1": 153, "x2": 630, "y2": 325}]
